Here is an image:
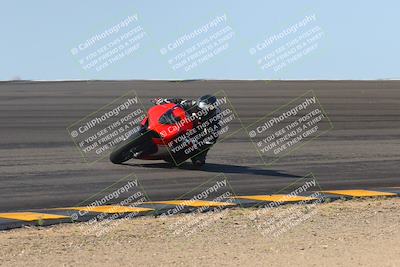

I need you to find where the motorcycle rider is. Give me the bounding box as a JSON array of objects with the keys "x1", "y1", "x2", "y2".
[{"x1": 153, "y1": 95, "x2": 221, "y2": 166}]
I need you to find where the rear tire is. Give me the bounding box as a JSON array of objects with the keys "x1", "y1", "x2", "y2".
[{"x1": 191, "y1": 158, "x2": 205, "y2": 166}]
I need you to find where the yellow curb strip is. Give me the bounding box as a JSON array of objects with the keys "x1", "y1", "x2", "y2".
[
  {"x1": 0, "y1": 212, "x2": 69, "y2": 222},
  {"x1": 55, "y1": 205, "x2": 154, "y2": 214},
  {"x1": 146, "y1": 200, "x2": 236, "y2": 207},
  {"x1": 321, "y1": 190, "x2": 397, "y2": 197},
  {"x1": 0, "y1": 190, "x2": 397, "y2": 224},
  {"x1": 231, "y1": 195, "x2": 317, "y2": 202}
]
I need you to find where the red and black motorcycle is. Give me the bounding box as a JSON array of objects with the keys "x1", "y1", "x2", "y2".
[{"x1": 109, "y1": 100, "x2": 213, "y2": 166}]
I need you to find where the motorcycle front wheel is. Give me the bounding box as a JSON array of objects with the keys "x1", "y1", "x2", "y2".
[{"x1": 109, "y1": 131, "x2": 145, "y2": 164}]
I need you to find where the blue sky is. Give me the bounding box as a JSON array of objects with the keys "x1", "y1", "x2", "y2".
[{"x1": 1, "y1": 1, "x2": 399, "y2": 80}]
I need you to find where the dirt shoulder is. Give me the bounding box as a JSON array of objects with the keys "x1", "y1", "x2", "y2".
[{"x1": 1, "y1": 198, "x2": 399, "y2": 267}]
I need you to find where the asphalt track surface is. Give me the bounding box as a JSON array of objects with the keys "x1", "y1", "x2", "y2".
[{"x1": 0, "y1": 80, "x2": 399, "y2": 212}]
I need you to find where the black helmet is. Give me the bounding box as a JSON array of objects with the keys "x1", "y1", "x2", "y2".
[
  {"x1": 197, "y1": 95, "x2": 217, "y2": 111},
  {"x1": 197, "y1": 95, "x2": 217, "y2": 119}
]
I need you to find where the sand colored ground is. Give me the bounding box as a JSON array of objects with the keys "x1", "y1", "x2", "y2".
[{"x1": 0, "y1": 197, "x2": 399, "y2": 266}]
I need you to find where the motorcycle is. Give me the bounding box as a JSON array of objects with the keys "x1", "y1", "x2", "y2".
[{"x1": 109, "y1": 101, "x2": 213, "y2": 166}]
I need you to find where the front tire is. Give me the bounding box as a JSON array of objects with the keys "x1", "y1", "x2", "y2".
[
  {"x1": 109, "y1": 131, "x2": 145, "y2": 164},
  {"x1": 109, "y1": 139, "x2": 136, "y2": 164}
]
